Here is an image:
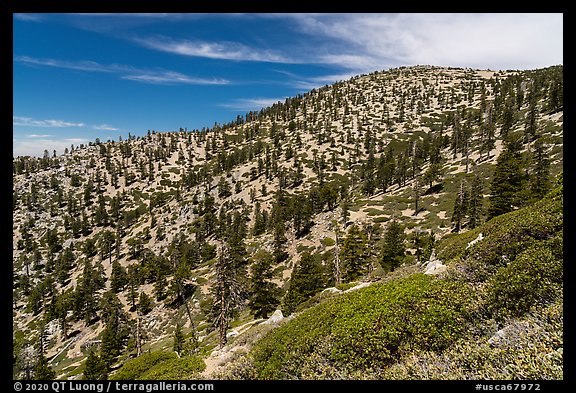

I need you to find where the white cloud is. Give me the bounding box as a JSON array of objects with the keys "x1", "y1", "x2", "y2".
[
  {"x1": 13, "y1": 137, "x2": 91, "y2": 158},
  {"x1": 14, "y1": 56, "x2": 230, "y2": 85},
  {"x1": 287, "y1": 13, "x2": 563, "y2": 71},
  {"x1": 93, "y1": 124, "x2": 120, "y2": 131},
  {"x1": 14, "y1": 14, "x2": 44, "y2": 22},
  {"x1": 26, "y1": 134, "x2": 54, "y2": 138},
  {"x1": 14, "y1": 56, "x2": 115, "y2": 73},
  {"x1": 219, "y1": 97, "x2": 286, "y2": 111},
  {"x1": 134, "y1": 36, "x2": 294, "y2": 63},
  {"x1": 130, "y1": 14, "x2": 561, "y2": 73},
  {"x1": 13, "y1": 116, "x2": 84, "y2": 128},
  {"x1": 121, "y1": 71, "x2": 228, "y2": 85}
]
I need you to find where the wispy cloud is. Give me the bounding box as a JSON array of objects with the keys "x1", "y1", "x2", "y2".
[
  {"x1": 14, "y1": 55, "x2": 229, "y2": 85},
  {"x1": 13, "y1": 116, "x2": 85, "y2": 128},
  {"x1": 13, "y1": 137, "x2": 91, "y2": 158},
  {"x1": 274, "y1": 69, "x2": 359, "y2": 90},
  {"x1": 219, "y1": 97, "x2": 286, "y2": 111},
  {"x1": 93, "y1": 124, "x2": 120, "y2": 131},
  {"x1": 26, "y1": 134, "x2": 53, "y2": 138},
  {"x1": 134, "y1": 36, "x2": 294, "y2": 63},
  {"x1": 285, "y1": 13, "x2": 563, "y2": 71},
  {"x1": 14, "y1": 14, "x2": 44, "y2": 22},
  {"x1": 121, "y1": 71, "x2": 228, "y2": 85}
]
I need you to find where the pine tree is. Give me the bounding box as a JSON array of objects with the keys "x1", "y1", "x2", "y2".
[
  {"x1": 524, "y1": 90, "x2": 538, "y2": 142},
  {"x1": 173, "y1": 323, "x2": 185, "y2": 355},
  {"x1": 488, "y1": 134, "x2": 526, "y2": 219},
  {"x1": 413, "y1": 176, "x2": 423, "y2": 214},
  {"x1": 99, "y1": 291, "x2": 129, "y2": 367},
  {"x1": 209, "y1": 242, "x2": 244, "y2": 348},
  {"x1": 248, "y1": 250, "x2": 281, "y2": 319},
  {"x1": 451, "y1": 181, "x2": 469, "y2": 232},
  {"x1": 110, "y1": 260, "x2": 128, "y2": 293},
  {"x1": 137, "y1": 292, "x2": 153, "y2": 315},
  {"x1": 468, "y1": 172, "x2": 484, "y2": 229},
  {"x1": 423, "y1": 162, "x2": 442, "y2": 190},
  {"x1": 381, "y1": 219, "x2": 406, "y2": 271},
  {"x1": 33, "y1": 352, "x2": 56, "y2": 380},
  {"x1": 529, "y1": 136, "x2": 552, "y2": 201},
  {"x1": 340, "y1": 224, "x2": 369, "y2": 282},
  {"x1": 481, "y1": 104, "x2": 496, "y2": 159},
  {"x1": 167, "y1": 250, "x2": 198, "y2": 347},
  {"x1": 272, "y1": 221, "x2": 288, "y2": 263},
  {"x1": 82, "y1": 349, "x2": 108, "y2": 380},
  {"x1": 282, "y1": 252, "x2": 325, "y2": 315},
  {"x1": 500, "y1": 99, "x2": 515, "y2": 140}
]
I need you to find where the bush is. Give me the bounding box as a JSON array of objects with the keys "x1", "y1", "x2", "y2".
[
  {"x1": 382, "y1": 299, "x2": 563, "y2": 380},
  {"x1": 251, "y1": 274, "x2": 473, "y2": 379},
  {"x1": 485, "y1": 243, "x2": 562, "y2": 321},
  {"x1": 436, "y1": 188, "x2": 562, "y2": 267},
  {"x1": 140, "y1": 356, "x2": 206, "y2": 380},
  {"x1": 110, "y1": 352, "x2": 177, "y2": 380}
]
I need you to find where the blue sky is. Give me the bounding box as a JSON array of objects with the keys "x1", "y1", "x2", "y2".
[{"x1": 13, "y1": 13, "x2": 563, "y2": 157}]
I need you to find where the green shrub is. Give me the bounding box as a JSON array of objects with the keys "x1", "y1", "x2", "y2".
[
  {"x1": 437, "y1": 186, "x2": 562, "y2": 268},
  {"x1": 320, "y1": 237, "x2": 335, "y2": 247},
  {"x1": 140, "y1": 356, "x2": 206, "y2": 380},
  {"x1": 485, "y1": 243, "x2": 563, "y2": 321},
  {"x1": 382, "y1": 299, "x2": 563, "y2": 380},
  {"x1": 251, "y1": 274, "x2": 473, "y2": 379},
  {"x1": 110, "y1": 352, "x2": 177, "y2": 380}
]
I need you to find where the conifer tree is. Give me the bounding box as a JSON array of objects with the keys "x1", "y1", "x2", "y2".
[
  {"x1": 381, "y1": 219, "x2": 406, "y2": 271},
  {"x1": 99, "y1": 291, "x2": 129, "y2": 368},
  {"x1": 422, "y1": 163, "x2": 442, "y2": 189},
  {"x1": 413, "y1": 175, "x2": 423, "y2": 214},
  {"x1": 272, "y1": 221, "x2": 289, "y2": 263},
  {"x1": 248, "y1": 250, "x2": 281, "y2": 319},
  {"x1": 340, "y1": 224, "x2": 369, "y2": 282},
  {"x1": 452, "y1": 181, "x2": 469, "y2": 232},
  {"x1": 82, "y1": 349, "x2": 108, "y2": 380},
  {"x1": 488, "y1": 133, "x2": 525, "y2": 219},
  {"x1": 529, "y1": 136, "x2": 552, "y2": 201},
  {"x1": 209, "y1": 242, "x2": 244, "y2": 348},
  {"x1": 282, "y1": 252, "x2": 325, "y2": 315},
  {"x1": 33, "y1": 352, "x2": 56, "y2": 380},
  {"x1": 468, "y1": 172, "x2": 484, "y2": 229},
  {"x1": 173, "y1": 323, "x2": 185, "y2": 355},
  {"x1": 110, "y1": 260, "x2": 128, "y2": 293}
]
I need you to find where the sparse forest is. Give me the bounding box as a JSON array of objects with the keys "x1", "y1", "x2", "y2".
[{"x1": 13, "y1": 65, "x2": 563, "y2": 380}]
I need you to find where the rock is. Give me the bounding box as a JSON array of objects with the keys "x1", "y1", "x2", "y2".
[
  {"x1": 344, "y1": 282, "x2": 371, "y2": 293},
  {"x1": 466, "y1": 232, "x2": 484, "y2": 249},
  {"x1": 422, "y1": 250, "x2": 447, "y2": 275},
  {"x1": 322, "y1": 287, "x2": 342, "y2": 294},
  {"x1": 46, "y1": 319, "x2": 61, "y2": 337},
  {"x1": 488, "y1": 328, "x2": 510, "y2": 347},
  {"x1": 262, "y1": 309, "x2": 284, "y2": 325},
  {"x1": 424, "y1": 260, "x2": 447, "y2": 275}
]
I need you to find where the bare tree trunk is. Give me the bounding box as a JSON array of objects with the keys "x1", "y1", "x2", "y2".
[
  {"x1": 465, "y1": 140, "x2": 470, "y2": 173},
  {"x1": 136, "y1": 310, "x2": 142, "y2": 357},
  {"x1": 334, "y1": 231, "x2": 341, "y2": 286},
  {"x1": 219, "y1": 280, "x2": 227, "y2": 348}
]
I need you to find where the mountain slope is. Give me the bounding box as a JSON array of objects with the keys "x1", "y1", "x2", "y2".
[
  {"x1": 12, "y1": 65, "x2": 563, "y2": 379},
  {"x1": 216, "y1": 180, "x2": 563, "y2": 379}
]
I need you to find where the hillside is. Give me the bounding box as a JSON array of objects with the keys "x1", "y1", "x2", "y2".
[
  {"x1": 218, "y1": 181, "x2": 562, "y2": 379},
  {"x1": 12, "y1": 65, "x2": 563, "y2": 380}
]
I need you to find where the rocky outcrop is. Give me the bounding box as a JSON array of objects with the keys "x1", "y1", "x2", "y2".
[
  {"x1": 466, "y1": 232, "x2": 484, "y2": 249},
  {"x1": 422, "y1": 250, "x2": 447, "y2": 275},
  {"x1": 262, "y1": 309, "x2": 284, "y2": 325}
]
